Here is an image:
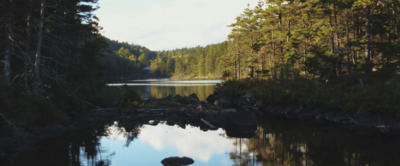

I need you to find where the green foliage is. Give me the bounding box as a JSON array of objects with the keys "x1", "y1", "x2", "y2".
[
  {"x1": 118, "y1": 86, "x2": 143, "y2": 112},
  {"x1": 217, "y1": 75, "x2": 400, "y2": 116},
  {"x1": 0, "y1": 0, "x2": 117, "y2": 126},
  {"x1": 1, "y1": 88, "x2": 63, "y2": 126},
  {"x1": 224, "y1": 0, "x2": 400, "y2": 80},
  {"x1": 154, "y1": 42, "x2": 229, "y2": 78},
  {"x1": 100, "y1": 38, "x2": 159, "y2": 80}
]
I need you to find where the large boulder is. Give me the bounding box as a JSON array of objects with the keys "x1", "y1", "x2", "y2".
[
  {"x1": 232, "y1": 92, "x2": 256, "y2": 111},
  {"x1": 161, "y1": 156, "x2": 194, "y2": 166},
  {"x1": 221, "y1": 112, "x2": 257, "y2": 138},
  {"x1": 216, "y1": 96, "x2": 233, "y2": 108},
  {"x1": 224, "y1": 126, "x2": 258, "y2": 138},
  {"x1": 222, "y1": 112, "x2": 256, "y2": 127},
  {"x1": 187, "y1": 93, "x2": 199, "y2": 102},
  {"x1": 206, "y1": 92, "x2": 218, "y2": 104}
]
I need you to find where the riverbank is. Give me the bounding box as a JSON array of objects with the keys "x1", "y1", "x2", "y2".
[{"x1": 213, "y1": 77, "x2": 400, "y2": 132}]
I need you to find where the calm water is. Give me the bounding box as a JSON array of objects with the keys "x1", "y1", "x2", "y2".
[
  {"x1": 11, "y1": 118, "x2": 400, "y2": 166},
  {"x1": 107, "y1": 79, "x2": 223, "y2": 100},
  {"x1": 7, "y1": 79, "x2": 400, "y2": 165}
]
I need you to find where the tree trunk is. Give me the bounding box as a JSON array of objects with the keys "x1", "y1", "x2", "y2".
[
  {"x1": 328, "y1": 4, "x2": 337, "y2": 78},
  {"x1": 3, "y1": 0, "x2": 13, "y2": 86},
  {"x1": 237, "y1": 46, "x2": 241, "y2": 80},
  {"x1": 364, "y1": 5, "x2": 372, "y2": 73},
  {"x1": 352, "y1": 10, "x2": 358, "y2": 72},
  {"x1": 4, "y1": 23, "x2": 11, "y2": 86},
  {"x1": 329, "y1": 6, "x2": 335, "y2": 53},
  {"x1": 24, "y1": 4, "x2": 33, "y2": 89},
  {"x1": 345, "y1": 10, "x2": 352, "y2": 74},
  {"x1": 334, "y1": 3, "x2": 340, "y2": 52},
  {"x1": 333, "y1": 3, "x2": 342, "y2": 76},
  {"x1": 34, "y1": 0, "x2": 46, "y2": 94}
]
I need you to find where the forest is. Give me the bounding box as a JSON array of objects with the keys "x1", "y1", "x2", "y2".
[
  {"x1": 148, "y1": 0, "x2": 400, "y2": 115},
  {"x1": 226, "y1": 0, "x2": 400, "y2": 80},
  {"x1": 0, "y1": 0, "x2": 106, "y2": 125},
  {"x1": 101, "y1": 38, "x2": 157, "y2": 80},
  {"x1": 150, "y1": 0, "x2": 400, "y2": 80},
  {"x1": 2, "y1": 0, "x2": 400, "y2": 125}
]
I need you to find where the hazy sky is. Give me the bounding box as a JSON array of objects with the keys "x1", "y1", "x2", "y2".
[{"x1": 94, "y1": 0, "x2": 260, "y2": 51}]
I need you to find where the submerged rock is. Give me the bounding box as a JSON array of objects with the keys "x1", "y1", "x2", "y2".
[{"x1": 161, "y1": 156, "x2": 194, "y2": 166}]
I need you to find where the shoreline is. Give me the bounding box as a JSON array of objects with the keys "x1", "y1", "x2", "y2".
[
  {"x1": 2, "y1": 91, "x2": 400, "y2": 164},
  {"x1": 214, "y1": 91, "x2": 400, "y2": 133}
]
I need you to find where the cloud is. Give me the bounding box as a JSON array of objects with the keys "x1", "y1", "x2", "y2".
[
  {"x1": 95, "y1": 0, "x2": 259, "y2": 50},
  {"x1": 138, "y1": 124, "x2": 237, "y2": 162}
]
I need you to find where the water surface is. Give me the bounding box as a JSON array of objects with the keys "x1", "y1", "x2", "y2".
[
  {"x1": 12, "y1": 118, "x2": 400, "y2": 166},
  {"x1": 7, "y1": 79, "x2": 400, "y2": 166},
  {"x1": 107, "y1": 79, "x2": 223, "y2": 100}
]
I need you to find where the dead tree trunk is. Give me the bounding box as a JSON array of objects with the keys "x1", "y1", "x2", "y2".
[
  {"x1": 3, "y1": 23, "x2": 11, "y2": 86},
  {"x1": 33, "y1": 0, "x2": 46, "y2": 94},
  {"x1": 2, "y1": 0, "x2": 14, "y2": 86},
  {"x1": 24, "y1": 3, "x2": 33, "y2": 89}
]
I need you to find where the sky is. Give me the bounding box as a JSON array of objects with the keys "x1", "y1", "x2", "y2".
[{"x1": 94, "y1": 0, "x2": 260, "y2": 51}]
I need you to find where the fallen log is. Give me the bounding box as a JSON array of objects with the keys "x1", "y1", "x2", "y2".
[{"x1": 200, "y1": 118, "x2": 216, "y2": 129}]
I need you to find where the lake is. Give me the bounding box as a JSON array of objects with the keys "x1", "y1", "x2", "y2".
[
  {"x1": 11, "y1": 118, "x2": 400, "y2": 166},
  {"x1": 107, "y1": 79, "x2": 223, "y2": 101},
  {"x1": 7, "y1": 79, "x2": 400, "y2": 166}
]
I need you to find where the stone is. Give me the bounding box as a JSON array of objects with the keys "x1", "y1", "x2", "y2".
[
  {"x1": 216, "y1": 96, "x2": 233, "y2": 108},
  {"x1": 161, "y1": 156, "x2": 194, "y2": 166},
  {"x1": 242, "y1": 92, "x2": 254, "y2": 100},
  {"x1": 221, "y1": 108, "x2": 237, "y2": 113},
  {"x1": 222, "y1": 112, "x2": 256, "y2": 128},
  {"x1": 206, "y1": 93, "x2": 216, "y2": 104},
  {"x1": 187, "y1": 93, "x2": 199, "y2": 102}
]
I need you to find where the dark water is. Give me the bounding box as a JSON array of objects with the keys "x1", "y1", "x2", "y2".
[
  {"x1": 7, "y1": 79, "x2": 400, "y2": 166},
  {"x1": 11, "y1": 118, "x2": 400, "y2": 166}
]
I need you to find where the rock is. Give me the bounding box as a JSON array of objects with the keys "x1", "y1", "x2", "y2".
[
  {"x1": 242, "y1": 92, "x2": 254, "y2": 100},
  {"x1": 166, "y1": 107, "x2": 186, "y2": 114},
  {"x1": 221, "y1": 108, "x2": 237, "y2": 113},
  {"x1": 216, "y1": 96, "x2": 233, "y2": 108},
  {"x1": 222, "y1": 112, "x2": 256, "y2": 128},
  {"x1": 161, "y1": 156, "x2": 194, "y2": 166},
  {"x1": 206, "y1": 92, "x2": 217, "y2": 104},
  {"x1": 173, "y1": 95, "x2": 191, "y2": 104},
  {"x1": 166, "y1": 94, "x2": 174, "y2": 99},
  {"x1": 188, "y1": 93, "x2": 199, "y2": 102},
  {"x1": 225, "y1": 126, "x2": 258, "y2": 138}
]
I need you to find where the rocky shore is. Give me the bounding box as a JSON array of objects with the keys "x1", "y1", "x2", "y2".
[
  {"x1": 1, "y1": 91, "x2": 400, "y2": 164},
  {"x1": 0, "y1": 93, "x2": 258, "y2": 164},
  {"x1": 211, "y1": 91, "x2": 400, "y2": 133}
]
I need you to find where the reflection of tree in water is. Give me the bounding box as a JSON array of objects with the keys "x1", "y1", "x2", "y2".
[
  {"x1": 150, "y1": 85, "x2": 215, "y2": 100},
  {"x1": 68, "y1": 127, "x2": 111, "y2": 166},
  {"x1": 229, "y1": 118, "x2": 400, "y2": 166},
  {"x1": 67, "y1": 121, "x2": 142, "y2": 166},
  {"x1": 230, "y1": 138, "x2": 257, "y2": 166}
]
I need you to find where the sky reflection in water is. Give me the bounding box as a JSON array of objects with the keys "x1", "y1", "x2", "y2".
[{"x1": 87, "y1": 122, "x2": 241, "y2": 166}]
